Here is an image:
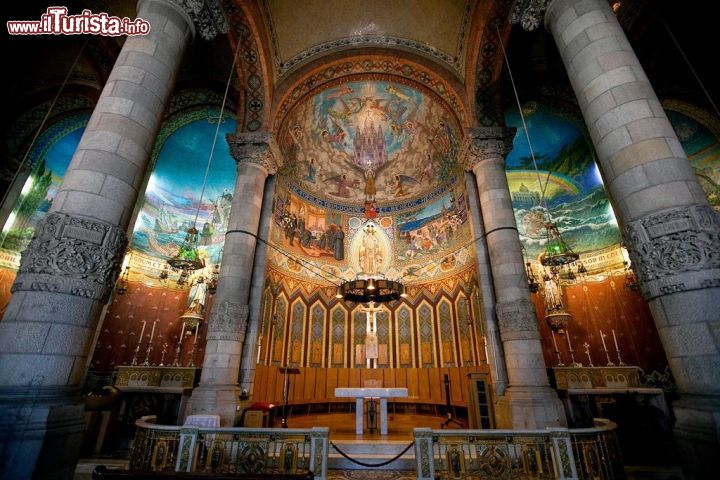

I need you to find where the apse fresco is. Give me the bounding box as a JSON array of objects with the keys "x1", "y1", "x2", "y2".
[
  {"x1": 0, "y1": 114, "x2": 88, "y2": 256},
  {"x1": 280, "y1": 80, "x2": 462, "y2": 205},
  {"x1": 505, "y1": 103, "x2": 620, "y2": 260},
  {"x1": 130, "y1": 112, "x2": 237, "y2": 266},
  {"x1": 666, "y1": 109, "x2": 720, "y2": 208},
  {"x1": 268, "y1": 180, "x2": 472, "y2": 282}
]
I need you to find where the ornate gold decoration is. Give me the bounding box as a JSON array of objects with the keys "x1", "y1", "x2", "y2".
[{"x1": 552, "y1": 366, "x2": 642, "y2": 390}]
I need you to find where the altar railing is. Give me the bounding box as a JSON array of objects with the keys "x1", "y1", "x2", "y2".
[
  {"x1": 414, "y1": 419, "x2": 623, "y2": 480},
  {"x1": 129, "y1": 416, "x2": 328, "y2": 479}
]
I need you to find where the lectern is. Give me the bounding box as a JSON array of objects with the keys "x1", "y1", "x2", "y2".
[{"x1": 279, "y1": 366, "x2": 300, "y2": 427}]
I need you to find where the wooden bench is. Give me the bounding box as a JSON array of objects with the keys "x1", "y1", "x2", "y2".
[{"x1": 92, "y1": 466, "x2": 314, "y2": 480}]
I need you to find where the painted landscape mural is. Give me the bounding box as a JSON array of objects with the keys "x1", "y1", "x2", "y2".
[
  {"x1": 666, "y1": 109, "x2": 720, "y2": 208},
  {"x1": 0, "y1": 114, "x2": 88, "y2": 255},
  {"x1": 280, "y1": 80, "x2": 462, "y2": 206},
  {"x1": 130, "y1": 111, "x2": 237, "y2": 270},
  {"x1": 504, "y1": 102, "x2": 620, "y2": 260}
]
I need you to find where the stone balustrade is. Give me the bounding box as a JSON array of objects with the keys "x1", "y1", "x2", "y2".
[
  {"x1": 129, "y1": 416, "x2": 328, "y2": 479},
  {"x1": 413, "y1": 418, "x2": 622, "y2": 480}
]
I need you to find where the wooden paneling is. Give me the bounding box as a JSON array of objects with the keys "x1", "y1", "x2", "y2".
[
  {"x1": 304, "y1": 368, "x2": 316, "y2": 401},
  {"x1": 315, "y1": 368, "x2": 327, "y2": 401},
  {"x1": 327, "y1": 368, "x2": 339, "y2": 400},
  {"x1": 251, "y1": 366, "x2": 487, "y2": 407}
]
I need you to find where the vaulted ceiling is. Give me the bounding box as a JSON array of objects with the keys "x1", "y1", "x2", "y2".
[{"x1": 259, "y1": 0, "x2": 475, "y2": 81}]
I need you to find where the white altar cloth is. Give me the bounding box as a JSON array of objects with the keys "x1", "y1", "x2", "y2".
[{"x1": 334, "y1": 387, "x2": 408, "y2": 435}]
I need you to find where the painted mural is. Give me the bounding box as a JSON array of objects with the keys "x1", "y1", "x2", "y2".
[
  {"x1": 268, "y1": 179, "x2": 472, "y2": 283},
  {"x1": 130, "y1": 110, "x2": 237, "y2": 275},
  {"x1": 666, "y1": 109, "x2": 720, "y2": 208},
  {"x1": 0, "y1": 113, "x2": 88, "y2": 258},
  {"x1": 280, "y1": 80, "x2": 462, "y2": 206},
  {"x1": 505, "y1": 102, "x2": 620, "y2": 260}
]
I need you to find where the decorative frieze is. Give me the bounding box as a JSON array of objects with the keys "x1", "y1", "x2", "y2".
[
  {"x1": 623, "y1": 204, "x2": 720, "y2": 299},
  {"x1": 510, "y1": 0, "x2": 550, "y2": 31},
  {"x1": 552, "y1": 366, "x2": 643, "y2": 390},
  {"x1": 176, "y1": 0, "x2": 228, "y2": 40},
  {"x1": 496, "y1": 299, "x2": 540, "y2": 339},
  {"x1": 11, "y1": 212, "x2": 127, "y2": 302},
  {"x1": 459, "y1": 127, "x2": 516, "y2": 172},
  {"x1": 206, "y1": 300, "x2": 249, "y2": 342},
  {"x1": 226, "y1": 132, "x2": 283, "y2": 175}
]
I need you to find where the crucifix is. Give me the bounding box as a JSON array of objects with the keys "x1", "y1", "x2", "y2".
[{"x1": 359, "y1": 301, "x2": 384, "y2": 368}]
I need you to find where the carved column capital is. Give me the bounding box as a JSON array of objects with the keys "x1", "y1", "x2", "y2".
[
  {"x1": 11, "y1": 213, "x2": 127, "y2": 303},
  {"x1": 207, "y1": 300, "x2": 249, "y2": 342},
  {"x1": 174, "y1": 0, "x2": 228, "y2": 40},
  {"x1": 496, "y1": 299, "x2": 540, "y2": 341},
  {"x1": 510, "y1": 0, "x2": 550, "y2": 31},
  {"x1": 624, "y1": 204, "x2": 720, "y2": 300},
  {"x1": 226, "y1": 132, "x2": 283, "y2": 175},
  {"x1": 459, "y1": 127, "x2": 516, "y2": 172}
]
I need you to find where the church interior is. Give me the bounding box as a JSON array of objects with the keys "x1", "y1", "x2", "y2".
[{"x1": 1, "y1": 1, "x2": 718, "y2": 479}]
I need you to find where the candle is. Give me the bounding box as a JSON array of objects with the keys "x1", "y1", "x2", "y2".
[
  {"x1": 193, "y1": 326, "x2": 199, "y2": 344},
  {"x1": 149, "y1": 320, "x2": 157, "y2": 342},
  {"x1": 551, "y1": 331, "x2": 559, "y2": 351},
  {"x1": 612, "y1": 329, "x2": 619, "y2": 351},
  {"x1": 566, "y1": 330, "x2": 573, "y2": 351},
  {"x1": 138, "y1": 320, "x2": 146, "y2": 342},
  {"x1": 600, "y1": 330, "x2": 607, "y2": 351}
]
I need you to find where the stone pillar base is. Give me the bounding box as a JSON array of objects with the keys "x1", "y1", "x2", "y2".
[
  {"x1": 672, "y1": 394, "x2": 720, "y2": 480},
  {"x1": 186, "y1": 385, "x2": 244, "y2": 426},
  {"x1": 0, "y1": 392, "x2": 85, "y2": 480},
  {"x1": 493, "y1": 386, "x2": 567, "y2": 429}
]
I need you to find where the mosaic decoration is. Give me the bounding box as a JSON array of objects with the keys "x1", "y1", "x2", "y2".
[
  {"x1": 437, "y1": 299, "x2": 456, "y2": 367},
  {"x1": 221, "y1": 0, "x2": 267, "y2": 132},
  {"x1": 505, "y1": 102, "x2": 621, "y2": 260},
  {"x1": 271, "y1": 295, "x2": 287, "y2": 365},
  {"x1": 268, "y1": 180, "x2": 472, "y2": 282},
  {"x1": 288, "y1": 300, "x2": 306, "y2": 366},
  {"x1": 281, "y1": 79, "x2": 462, "y2": 206},
  {"x1": 274, "y1": 59, "x2": 466, "y2": 131},
  {"x1": 666, "y1": 109, "x2": 720, "y2": 209},
  {"x1": 129, "y1": 109, "x2": 237, "y2": 280},
  {"x1": 260, "y1": 0, "x2": 474, "y2": 79},
  {"x1": 259, "y1": 265, "x2": 482, "y2": 369},
  {"x1": 1, "y1": 113, "x2": 89, "y2": 255}
]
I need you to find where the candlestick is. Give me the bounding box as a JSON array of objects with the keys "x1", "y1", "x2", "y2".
[
  {"x1": 612, "y1": 329, "x2": 626, "y2": 366},
  {"x1": 142, "y1": 342, "x2": 153, "y2": 366},
  {"x1": 565, "y1": 328, "x2": 579, "y2": 366},
  {"x1": 612, "y1": 329, "x2": 619, "y2": 351},
  {"x1": 583, "y1": 342, "x2": 594, "y2": 367},
  {"x1": 138, "y1": 320, "x2": 146, "y2": 341},
  {"x1": 601, "y1": 330, "x2": 615, "y2": 366},
  {"x1": 193, "y1": 325, "x2": 199, "y2": 344},
  {"x1": 149, "y1": 320, "x2": 157, "y2": 342},
  {"x1": 159, "y1": 343, "x2": 168, "y2": 366},
  {"x1": 566, "y1": 329, "x2": 573, "y2": 352},
  {"x1": 172, "y1": 321, "x2": 185, "y2": 367},
  {"x1": 551, "y1": 331, "x2": 564, "y2": 366}
]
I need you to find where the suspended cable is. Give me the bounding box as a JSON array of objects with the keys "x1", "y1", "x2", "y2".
[
  {"x1": 662, "y1": 19, "x2": 720, "y2": 119},
  {"x1": 495, "y1": 24, "x2": 551, "y2": 216}
]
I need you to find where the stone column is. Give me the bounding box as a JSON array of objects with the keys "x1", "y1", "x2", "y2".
[
  {"x1": 239, "y1": 176, "x2": 276, "y2": 395},
  {"x1": 465, "y1": 172, "x2": 507, "y2": 395},
  {"x1": 188, "y1": 132, "x2": 281, "y2": 425},
  {"x1": 0, "y1": 2, "x2": 225, "y2": 478},
  {"x1": 512, "y1": 0, "x2": 720, "y2": 475},
  {"x1": 460, "y1": 127, "x2": 566, "y2": 429}
]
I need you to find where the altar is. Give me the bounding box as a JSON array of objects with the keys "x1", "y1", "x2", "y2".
[{"x1": 334, "y1": 387, "x2": 408, "y2": 435}]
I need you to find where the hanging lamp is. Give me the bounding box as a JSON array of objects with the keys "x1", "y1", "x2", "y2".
[
  {"x1": 498, "y1": 24, "x2": 578, "y2": 333},
  {"x1": 167, "y1": 37, "x2": 240, "y2": 272}
]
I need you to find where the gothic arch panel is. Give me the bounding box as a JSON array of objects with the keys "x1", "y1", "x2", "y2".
[
  {"x1": 330, "y1": 304, "x2": 348, "y2": 367},
  {"x1": 436, "y1": 297, "x2": 456, "y2": 367}
]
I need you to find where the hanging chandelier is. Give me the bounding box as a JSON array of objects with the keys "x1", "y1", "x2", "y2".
[
  {"x1": 337, "y1": 274, "x2": 406, "y2": 303},
  {"x1": 168, "y1": 38, "x2": 240, "y2": 273},
  {"x1": 168, "y1": 227, "x2": 205, "y2": 270},
  {"x1": 540, "y1": 222, "x2": 579, "y2": 267}
]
